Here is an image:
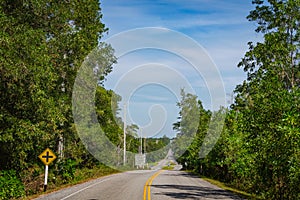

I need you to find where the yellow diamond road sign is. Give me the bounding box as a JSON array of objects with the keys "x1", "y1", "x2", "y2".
[{"x1": 39, "y1": 148, "x2": 57, "y2": 165}]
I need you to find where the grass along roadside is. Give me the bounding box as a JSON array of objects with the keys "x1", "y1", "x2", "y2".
[
  {"x1": 162, "y1": 161, "x2": 176, "y2": 170},
  {"x1": 25, "y1": 165, "x2": 119, "y2": 199},
  {"x1": 200, "y1": 176, "x2": 261, "y2": 200},
  {"x1": 162, "y1": 165, "x2": 174, "y2": 170}
]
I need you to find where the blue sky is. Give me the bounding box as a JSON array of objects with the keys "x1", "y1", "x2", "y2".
[{"x1": 100, "y1": 0, "x2": 262, "y2": 138}]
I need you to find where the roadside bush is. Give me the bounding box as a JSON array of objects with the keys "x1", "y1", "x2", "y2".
[
  {"x1": 56, "y1": 159, "x2": 77, "y2": 183},
  {"x1": 0, "y1": 170, "x2": 25, "y2": 199}
]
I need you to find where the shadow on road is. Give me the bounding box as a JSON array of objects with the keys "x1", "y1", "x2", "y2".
[
  {"x1": 162, "y1": 171, "x2": 199, "y2": 178},
  {"x1": 151, "y1": 172, "x2": 244, "y2": 199},
  {"x1": 152, "y1": 184, "x2": 243, "y2": 199}
]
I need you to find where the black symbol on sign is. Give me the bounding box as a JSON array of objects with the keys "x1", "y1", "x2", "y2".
[{"x1": 42, "y1": 151, "x2": 53, "y2": 162}]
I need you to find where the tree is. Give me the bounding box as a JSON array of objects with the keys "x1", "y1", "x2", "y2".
[
  {"x1": 126, "y1": 124, "x2": 139, "y2": 153},
  {"x1": 171, "y1": 89, "x2": 213, "y2": 169},
  {"x1": 0, "y1": 0, "x2": 61, "y2": 170},
  {"x1": 0, "y1": 0, "x2": 119, "y2": 197},
  {"x1": 233, "y1": 0, "x2": 300, "y2": 198},
  {"x1": 171, "y1": 2, "x2": 299, "y2": 199},
  {"x1": 0, "y1": 0, "x2": 115, "y2": 173}
]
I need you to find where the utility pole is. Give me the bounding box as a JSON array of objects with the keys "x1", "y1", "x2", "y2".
[
  {"x1": 144, "y1": 136, "x2": 146, "y2": 154},
  {"x1": 123, "y1": 104, "x2": 126, "y2": 166},
  {"x1": 140, "y1": 128, "x2": 143, "y2": 154}
]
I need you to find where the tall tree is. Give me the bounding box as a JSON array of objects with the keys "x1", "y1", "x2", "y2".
[
  {"x1": 0, "y1": 0, "x2": 61, "y2": 170},
  {"x1": 172, "y1": 89, "x2": 200, "y2": 159},
  {"x1": 234, "y1": 0, "x2": 300, "y2": 198},
  {"x1": 0, "y1": 0, "x2": 115, "y2": 170}
]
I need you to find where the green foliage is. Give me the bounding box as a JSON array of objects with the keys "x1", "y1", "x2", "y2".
[
  {"x1": 0, "y1": 0, "x2": 110, "y2": 170},
  {"x1": 95, "y1": 87, "x2": 123, "y2": 146},
  {"x1": 56, "y1": 159, "x2": 77, "y2": 183},
  {"x1": 0, "y1": 0, "x2": 118, "y2": 197},
  {"x1": 0, "y1": 170, "x2": 25, "y2": 200},
  {"x1": 172, "y1": 89, "x2": 211, "y2": 171},
  {"x1": 145, "y1": 136, "x2": 170, "y2": 153},
  {"x1": 162, "y1": 165, "x2": 174, "y2": 170},
  {"x1": 173, "y1": 1, "x2": 300, "y2": 199},
  {"x1": 231, "y1": 0, "x2": 300, "y2": 198},
  {"x1": 172, "y1": 89, "x2": 202, "y2": 160},
  {"x1": 0, "y1": 0, "x2": 298, "y2": 199}
]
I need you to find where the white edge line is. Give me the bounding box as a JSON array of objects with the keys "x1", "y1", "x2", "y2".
[{"x1": 60, "y1": 174, "x2": 118, "y2": 200}]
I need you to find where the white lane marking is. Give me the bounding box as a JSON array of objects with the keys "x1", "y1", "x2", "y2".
[{"x1": 60, "y1": 174, "x2": 118, "y2": 200}]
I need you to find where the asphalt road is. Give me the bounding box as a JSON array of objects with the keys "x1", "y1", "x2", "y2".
[{"x1": 34, "y1": 169, "x2": 243, "y2": 200}]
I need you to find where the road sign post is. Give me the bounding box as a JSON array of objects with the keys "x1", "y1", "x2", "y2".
[
  {"x1": 39, "y1": 148, "x2": 56, "y2": 192},
  {"x1": 44, "y1": 165, "x2": 48, "y2": 192}
]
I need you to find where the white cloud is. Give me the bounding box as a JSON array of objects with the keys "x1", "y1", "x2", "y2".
[{"x1": 99, "y1": 0, "x2": 260, "y2": 134}]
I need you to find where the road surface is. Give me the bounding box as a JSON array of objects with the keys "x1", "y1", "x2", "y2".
[{"x1": 34, "y1": 169, "x2": 243, "y2": 200}]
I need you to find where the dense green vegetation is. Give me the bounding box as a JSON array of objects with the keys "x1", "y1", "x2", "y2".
[
  {"x1": 174, "y1": 1, "x2": 299, "y2": 199},
  {"x1": 0, "y1": 0, "x2": 299, "y2": 199},
  {"x1": 0, "y1": 1, "x2": 172, "y2": 198},
  {"x1": 0, "y1": 0, "x2": 118, "y2": 198}
]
